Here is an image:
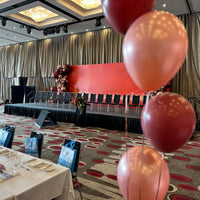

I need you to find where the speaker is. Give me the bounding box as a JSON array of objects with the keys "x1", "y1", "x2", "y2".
[
  {"x1": 25, "y1": 86, "x2": 36, "y2": 103},
  {"x1": 11, "y1": 86, "x2": 24, "y2": 103},
  {"x1": 19, "y1": 77, "x2": 27, "y2": 87}
]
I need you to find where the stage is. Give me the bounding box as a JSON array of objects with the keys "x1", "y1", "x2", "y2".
[{"x1": 4, "y1": 103, "x2": 142, "y2": 133}]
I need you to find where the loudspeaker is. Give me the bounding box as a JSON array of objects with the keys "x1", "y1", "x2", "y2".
[
  {"x1": 25, "y1": 86, "x2": 36, "y2": 103},
  {"x1": 19, "y1": 77, "x2": 27, "y2": 87},
  {"x1": 11, "y1": 86, "x2": 24, "y2": 103}
]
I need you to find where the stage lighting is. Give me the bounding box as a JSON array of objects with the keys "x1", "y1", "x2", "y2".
[
  {"x1": 63, "y1": 24, "x2": 68, "y2": 33},
  {"x1": 27, "y1": 26, "x2": 31, "y2": 34},
  {"x1": 43, "y1": 29, "x2": 48, "y2": 36},
  {"x1": 95, "y1": 17, "x2": 101, "y2": 27},
  {"x1": 55, "y1": 26, "x2": 60, "y2": 33},
  {"x1": 1, "y1": 18, "x2": 6, "y2": 26}
]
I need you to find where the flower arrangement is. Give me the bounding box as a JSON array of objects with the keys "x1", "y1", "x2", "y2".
[
  {"x1": 73, "y1": 96, "x2": 86, "y2": 114},
  {"x1": 52, "y1": 64, "x2": 72, "y2": 93}
]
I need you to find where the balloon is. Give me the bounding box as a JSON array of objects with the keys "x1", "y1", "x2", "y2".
[
  {"x1": 53, "y1": 72, "x2": 59, "y2": 79},
  {"x1": 101, "y1": 0, "x2": 155, "y2": 34},
  {"x1": 141, "y1": 92, "x2": 196, "y2": 153},
  {"x1": 117, "y1": 146, "x2": 170, "y2": 200},
  {"x1": 51, "y1": 86, "x2": 57, "y2": 92},
  {"x1": 123, "y1": 11, "x2": 188, "y2": 91}
]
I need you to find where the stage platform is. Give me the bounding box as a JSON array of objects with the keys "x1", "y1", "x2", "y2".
[{"x1": 4, "y1": 103, "x2": 142, "y2": 133}]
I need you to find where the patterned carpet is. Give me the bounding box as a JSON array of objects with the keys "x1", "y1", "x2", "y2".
[{"x1": 0, "y1": 105, "x2": 200, "y2": 200}]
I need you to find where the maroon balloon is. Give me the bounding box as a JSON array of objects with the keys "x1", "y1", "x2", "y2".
[
  {"x1": 53, "y1": 72, "x2": 59, "y2": 79},
  {"x1": 101, "y1": 0, "x2": 155, "y2": 34},
  {"x1": 141, "y1": 92, "x2": 196, "y2": 153},
  {"x1": 51, "y1": 86, "x2": 57, "y2": 92}
]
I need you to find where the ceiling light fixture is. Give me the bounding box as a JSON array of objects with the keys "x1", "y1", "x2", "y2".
[
  {"x1": 19, "y1": 6, "x2": 58, "y2": 22},
  {"x1": 162, "y1": 3, "x2": 167, "y2": 7},
  {"x1": 0, "y1": 0, "x2": 10, "y2": 4},
  {"x1": 71, "y1": 0, "x2": 101, "y2": 10}
]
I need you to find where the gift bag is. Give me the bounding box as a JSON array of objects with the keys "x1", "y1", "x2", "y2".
[
  {"x1": 0, "y1": 129, "x2": 12, "y2": 147},
  {"x1": 25, "y1": 137, "x2": 39, "y2": 156},
  {"x1": 58, "y1": 141, "x2": 77, "y2": 174}
]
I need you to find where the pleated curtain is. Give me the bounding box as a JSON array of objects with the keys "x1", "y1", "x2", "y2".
[{"x1": 0, "y1": 14, "x2": 200, "y2": 101}]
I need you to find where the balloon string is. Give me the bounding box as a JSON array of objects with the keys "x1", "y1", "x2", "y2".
[
  {"x1": 125, "y1": 95, "x2": 129, "y2": 200},
  {"x1": 155, "y1": 153, "x2": 164, "y2": 200},
  {"x1": 142, "y1": 92, "x2": 150, "y2": 147},
  {"x1": 139, "y1": 92, "x2": 150, "y2": 200},
  {"x1": 125, "y1": 95, "x2": 128, "y2": 153}
]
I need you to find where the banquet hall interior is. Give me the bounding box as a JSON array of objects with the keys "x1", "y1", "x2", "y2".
[{"x1": 0, "y1": 0, "x2": 200, "y2": 200}]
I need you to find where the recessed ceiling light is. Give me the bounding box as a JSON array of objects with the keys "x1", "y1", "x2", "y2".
[
  {"x1": 103, "y1": 26, "x2": 106, "y2": 29},
  {"x1": 0, "y1": 0, "x2": 9, "y2": 4},
  {"x1": 13, "y1": 26, "x2": 16, "y2": 29},
  {"x1": 19, "y1": 6, "x2": 58, "y2": 22},
  {"x1": 86, "y1": 29, "x2": 88, "y2": 31},
  {"x1": 71, "y1": 0, "x2": 101, "y2": 10},
  {"x1": 162, "y1": 3, "x2": 167, "y2": 8}
]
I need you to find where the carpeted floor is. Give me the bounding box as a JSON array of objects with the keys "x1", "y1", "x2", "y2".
[{"x1": 0, "y1": 105, "x2": 200, "y2": 200}]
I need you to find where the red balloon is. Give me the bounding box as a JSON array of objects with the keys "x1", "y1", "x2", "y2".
[
  {"x1": 53, "y1": 72, "x2": 59, "y2": 79},
  {"x1": 141, "y1": 92, "x2": 196, "y2": 153},
  {"x1": 117, "y1": 146, "x2": 170, "y2": 200},
  {"x1": 51, "y1": 86, "x2": 57, "y2": 92},
  {"x1": 123, "y1": 11, "x2": 188, "y2": 91},
  {"x1": 101, "y1": 0, "x2": 155, "y2": 35}
]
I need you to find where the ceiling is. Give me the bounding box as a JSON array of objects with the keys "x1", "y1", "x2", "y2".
[{"x1": 0, "y1": 0, "x2": 199, "y2": 47}]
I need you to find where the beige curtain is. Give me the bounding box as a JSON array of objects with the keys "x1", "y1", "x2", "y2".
[
  {"x1": 0, "y1": 14, "x2": 200, "y2": 100},
  {"x1": 172, "y1": 14, "x2": 200, "y2": 99}
]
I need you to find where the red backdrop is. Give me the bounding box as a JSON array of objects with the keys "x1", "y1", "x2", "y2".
[{"x1": 68, "y1": 63, "x2": 145, "y2": 95}]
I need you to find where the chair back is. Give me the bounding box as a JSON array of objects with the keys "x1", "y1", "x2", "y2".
[
  {"x1": 97, "y1": 94, "x2": 104, "y2": 103},
  {"x1": 143, "y1": 95, "x2": 147, "y2": 105},
  {"x1": 122, "y1": 95, "x2": 130, "y2": 105},
  {"x1": 52, "y1": 92, "x2": 57, "y2": 101},
  {"x1": 113, "y1": 94, "x2": 121, "y2": 104},
  {"x1": 58, "y1": 92, "x2": 64, "y2": 103},
  {"x1": 63, "y1": 92, "x2": 70, "y2": 103},
  {"x1": 105, "y1": 94, "x2": 112, "y2": 104},
  {"x1": 30, "y1": 131, "x2": 44, "y2": 158},
  {"x1": 90, "y1": 93, "x2": 96, "y2": 102},
  {"x1": 46, "y1": 91, "x2": 52, "y2": 101},
  {"x1": 40, "y1": 91, "x2": 46, "y2": 101},
  {"x1": 77, "y1": 93, "x2": 82, "y2": 98},
  {"x1": 83, "y1": 93, "x2": 89, "y2": 102},
  {"x1": 131, "y1": 95, "x2": 140, "y2": 106},
  {"x1": 4, "y1": 125, "x2": 15, "y2": 149},
  {"x1": 34, "y1": 91, "x2": 41, "y2": 102},
  {"x1": 63, "y1": 139, "x2": 81, "y2": 175},
  {"x1": 69, "y1": 92, "x2": 75, "y2": 101}
]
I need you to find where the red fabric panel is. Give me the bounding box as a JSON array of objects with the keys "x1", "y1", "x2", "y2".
[{"x1": 68, "y1": 63, "x2": 145, "y2": 95}]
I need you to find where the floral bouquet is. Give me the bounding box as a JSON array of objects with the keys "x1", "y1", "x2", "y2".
[{"x1": 73, "y1": 96, "x2": 86, "y2": 114}]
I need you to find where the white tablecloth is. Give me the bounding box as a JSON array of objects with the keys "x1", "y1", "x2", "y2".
[{"x1": 0, "y1": 147, "x2": 75, "y2": 200}]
